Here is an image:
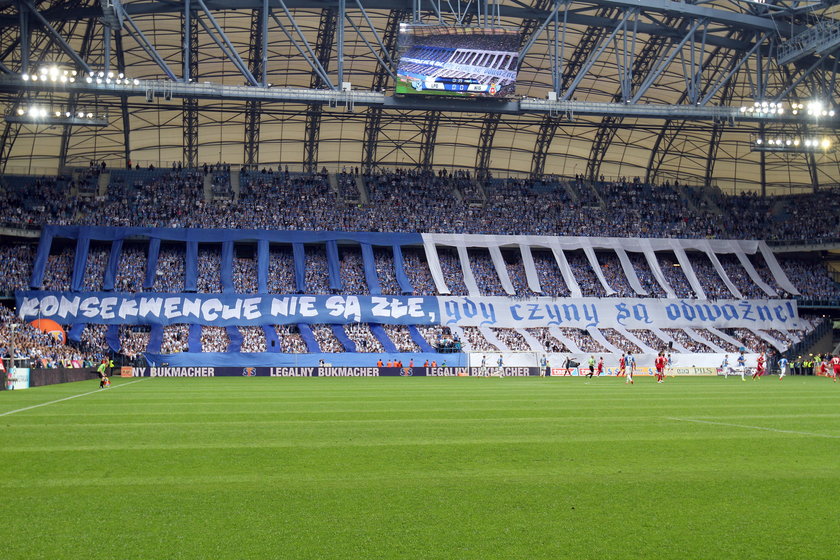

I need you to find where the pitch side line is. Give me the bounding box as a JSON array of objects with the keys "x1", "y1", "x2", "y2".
[
  {"x1": 668, "y1": 417, "x2": 840, "y2": 439},
  {"x1": 0, "y1": 379, "x2": 147, "y2": 417}
]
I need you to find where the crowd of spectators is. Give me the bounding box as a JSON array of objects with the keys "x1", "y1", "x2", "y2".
[
  {"x1": 403, "y1": 249, "x2": 438, "y2": 296},
  {"x1": 119, "y1": 326, "x2": 150, "y2": 359},
  {"x1": 0, "y1": 306, "x2": 95, "y2": 367},
  {"x1": 268, "y1": 247, "x2": 296, "y2": 294},
  {"x1": 338, "y1": 248, "x2": 368, "y2": 295},
  {"x1": 600, "y1": 328, "x2": 643, "y2": 354},
  {"x1": 304, "y1": 246, "x2": 331, "y2": 295},
  {"x1": 8, "y1": 168, "x2": 834, "y2": 242},
  {"x1": 597, "y1": 253, "x2": 635, "y2": 298},
  {"x1": 381, "y1": 325, "x2": 420, "y2": 353},
  {"x1": 161, "y1": 324, "x2": 189, "y2": 354},
  {"x1": 2, "y1": 167, "x2": 838, "y2": 362},
  {"x1": 657, "y1": 254, "x2": 694, "y2": 298},
  {"x1": 312, "y1": 325, "x2": 343, "y2": 353},
  {"x1": 416, "y1": 325, "x2": 457, "y2": 351},
  {"x1": 460, "y1": 326, "x2": 496, "y2": 352},
  {"x1": 200, "y1": 326, "x2": 229, "y2": 352},
  {"x1": 80, "y1": 324, "x2": 107, "y2": 352},
  {"x1": 233, "y1": 256, "x2": 259, "y2": 294},
  {"x1": 526, "y1": 328, "x2": 569, "y2": 353},
  {"x1": 724, "y1": 328, "x2": 771, "y2": 354},
  {"x1": 210, "y1": 170, "x2": 232, "y2": 199},
  {"x1": 629, "y1": 329, "x2": 668, "y2": 352},
  {"x1": 155, "y1": 246, "x2": 185, "y2": 292},
  {"x1": 275, "y1": 325, "x2": 307, "y2": 353},
  {"x1": 691, "y1": 329, "x2": 740, "y2": 353},
  {"x1": 336, "y1": 171, "x2": 361, "y2": 201},
  {"x1": 344, "y1": 323, "x2": 384, "y2": 353},
  {"x1": 115, "y1": 246, "x2": 147, "y2": 292},
  {"x1": 197, "y1": 247, "x2": 222, "y2": 293},
  {"x1": 491, "y1": 328, "x2": 531, "y2": 352},
  {"x1": 779, "y1": 257, "x2": 838, "y2": 299},
  {"x1": 3, "y1": 239, "x2": 836, "y2": 359},
  {"x1": 81, "y1": 246, "x2": 109, "y2": 292},
  {"x1": 558, "y1": 328, "x2": 609, "y2": 353},
  {"x1": 374, "y1": 248, "x2": 402, "y2": 295},
  {"x1": 239, "y1": 326, "x2": 267, "y2": 353},
  {"x1": 662, "y1": 328, "x2": 712, "y2": 353},
  {"x1": 533, "y1": 250, "x2": 571, "y2": 297},
  {"x1": 43, "y1": 248, "x2": 73, "y2": 291},
  {"x1": 0, "y1": 244, "x2": 34, "y2": 293}
]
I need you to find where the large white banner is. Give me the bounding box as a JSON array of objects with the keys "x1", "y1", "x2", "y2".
[
  {"x1": 422, "y1": 233, "x2": 800, "y2": 299},
  {"x1": 440, "y1": 296, "x2": 800, "y2": 329}
]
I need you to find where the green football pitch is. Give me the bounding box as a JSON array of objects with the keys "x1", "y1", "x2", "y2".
[{"x1": 1, "y1": 375, "x2": 838, "y2": 559}]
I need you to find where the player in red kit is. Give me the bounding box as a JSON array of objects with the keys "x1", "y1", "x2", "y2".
[
  {"x1": 618, "y1": 354, "x2": 626, "y2": 377},
  {"x1": 752, "y1": 352, "x2": 765, "y2": 380},
  {"x1": 654, "y1": 352, "x2": 666, "y2": 383},
  {"x1": 831, "y1": 355, "x2": 840, "y2": 382},
  {"x1": 596, "y1": 357, "x2": 604, "y2": 377}
]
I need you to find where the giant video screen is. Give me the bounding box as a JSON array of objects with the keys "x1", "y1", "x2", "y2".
[{"x1": 395, "y1": 25, "x2": 520, "y2": 98}]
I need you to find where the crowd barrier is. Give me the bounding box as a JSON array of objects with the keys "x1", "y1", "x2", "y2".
[
  {"x1": 4, "y1": 367, "x2": 99, "y2": 389},
  {"x1": 30, "y1": 368, "x2": 99, "y2": 387}
]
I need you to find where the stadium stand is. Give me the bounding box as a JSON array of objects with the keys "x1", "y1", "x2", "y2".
[{"x1": 0, "y1": 169, "x2": 838, "y2": 370}]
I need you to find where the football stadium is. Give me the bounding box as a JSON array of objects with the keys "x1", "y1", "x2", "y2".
[{"x1": 1, "y1": 1, "x2": 840, "y2": 558}]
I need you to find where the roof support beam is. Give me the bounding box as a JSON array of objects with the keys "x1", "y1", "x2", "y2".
[
  {"x1": 361, "y1": 9, "x2": 406, "y2": 173},
  {"x1": 270, "y1": 2, "x2": 335, "y2": 90},
  {"x1": 194, "y1": 0, "x2": 260, "y2": 86},
  {"x1": 586, "y1": 15, "x2": 681, "y2": 181},
  {"x1": 531, "y1": 6, "x2": 613, "y2": 177},
  {"x1": 244, "y1": 7, "x2": 265, "y2": 168},
  {"x1": 116, "y1": 7, "x2": 178, "y2": 80},
  {"x1": 183, "y1": 6, "x2": 199, "y2": 167},
  {"x1": 703, "y1": 74, "x2": 737, "y2": 188},
  {"x1": 21, "y1": 0, "x2": 92, "y2": 74},
  {"x1": 646, "y1": 35, "x2": 740, "y2": 184},
  {"x1": 115, "y1": 29, "x2": 132, "y2": 168},
  {"x1": 303, "y1": 8, "x2": 338, "y2": 173},
  {"x1": 474, "y1": 112, "x2": 501, "y2": 180},
  {"x1": 58, "y1": 17, "x2": 97, "y2": 168},
  {"x1": 1, "y1": 5, "x2": 86, "y2": 173},
  {"x1": 562, "y1": 9, "x2": 634, "y2": 101},
  {"x1": 475, "y1": 0, "x2": 553, "y2": 178},
  {"x1": 104, "y1": 0, "x2": 800, "y2": 36},
  {"x1": 418, "y1": 110, "x2": 440, "y2": 171},
  {"x1": 630, "y1": 17, "x2": 706, "y2": 103},
  {"x1": 18, "y1": 3, "x2": 28, "y2": 74}
]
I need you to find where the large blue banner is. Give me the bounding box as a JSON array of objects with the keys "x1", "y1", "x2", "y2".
[{"x1": 16, "y1": 291, "x2": 439, "y2": 326}]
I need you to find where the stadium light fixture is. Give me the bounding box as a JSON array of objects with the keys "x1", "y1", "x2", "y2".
[
  {"x1": 20, "y1": 67, "x2": 141, "y2": 88},
  {"x1": 752, "y1": 135, "x2": 834, "y2": 153},
  {"x1": 5, "y1": 104, "x2": 109, "y2": 126}
]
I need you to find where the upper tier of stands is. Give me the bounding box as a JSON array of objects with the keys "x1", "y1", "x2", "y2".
[{"x1": 0, "y1": 168, "x2": 838, "y2": 243}]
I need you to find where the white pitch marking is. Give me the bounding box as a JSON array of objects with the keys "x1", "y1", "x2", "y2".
[
  {"x1": 0, "y1": 379, "x2": 147, "y2": 417},
  {"x1": 668, "y1": 417, "x2": 840, "y2": 439}
]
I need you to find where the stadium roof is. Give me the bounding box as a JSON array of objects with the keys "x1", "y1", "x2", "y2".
[{"x1": 1, "y1": 0, "x2": 840, "y2": 193}]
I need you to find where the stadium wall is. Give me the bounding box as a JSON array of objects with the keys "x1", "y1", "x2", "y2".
[{"x1": 28, "y1": 368, "x2": 99, "y2": 387}]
